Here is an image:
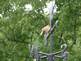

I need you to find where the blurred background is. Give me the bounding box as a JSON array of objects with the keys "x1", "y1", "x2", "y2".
[{"x1": 0, "y1": 0, "x2": 81, "y2": 61}]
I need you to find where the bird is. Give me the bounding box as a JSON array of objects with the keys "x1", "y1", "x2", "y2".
[{"x1": 40, "y1": 25, "x2": 50, "y2": 36}]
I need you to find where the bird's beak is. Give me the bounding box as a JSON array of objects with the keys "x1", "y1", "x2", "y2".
[
  {"x1": 33, "y1": 59, "x2": 36, "y2": 61},
  {"x1": 40, "y1": 31, "x2": 43, "y2": 36}
]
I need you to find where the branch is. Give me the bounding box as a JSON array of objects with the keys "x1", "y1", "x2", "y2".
[{"x1": 46, "y1": 20, "x2": 58, "y2": 39}]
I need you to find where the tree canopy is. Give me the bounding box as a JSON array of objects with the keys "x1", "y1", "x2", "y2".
[{"x1": 0, "y1": 0, "x2": 81, "y2": 61}]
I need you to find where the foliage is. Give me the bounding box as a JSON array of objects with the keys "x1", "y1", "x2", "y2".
[{"x1": 0, "y1": 0, "x2": 81, "y2": 61}]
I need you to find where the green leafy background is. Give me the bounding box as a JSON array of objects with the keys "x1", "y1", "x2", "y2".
[{"x1": 0, "y1": 0, "x2": 81, "y2": 61}]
